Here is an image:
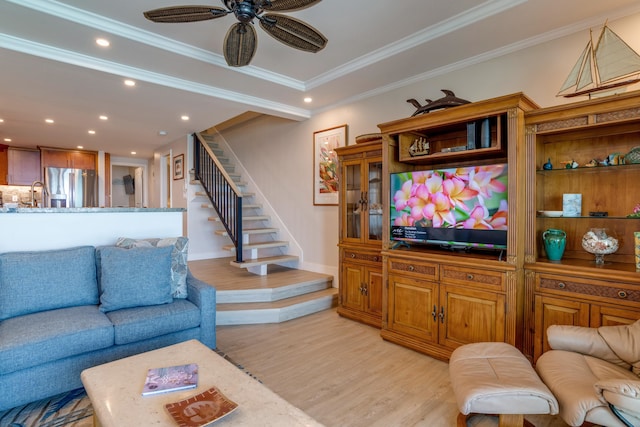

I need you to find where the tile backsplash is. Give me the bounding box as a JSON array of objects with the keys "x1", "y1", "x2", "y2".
[{"x1": 0, "y1": 185, "x2": 42, "y2": 207}]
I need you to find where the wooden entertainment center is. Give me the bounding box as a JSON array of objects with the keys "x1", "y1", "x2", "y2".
[{"x1": 337, "y1": 91, "x2": 640, "y2": 362}]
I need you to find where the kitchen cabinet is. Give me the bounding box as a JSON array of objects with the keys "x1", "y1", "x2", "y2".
[
  {"x1": 41, "y1": 147, "x2": 97, "y2": 170},
  {"x1": 382, "y1": 251, "x2": 508, "y2": 360},
  {"x1": 524, "y1": 90, "x2": 640, "y2": 360},
  {"x1": 336, "y1": 140, "x2": 384, "y2": 327},
  {"x1": 7, "y1": 148, "x2": 41, "y2": 185},
  {"x1": 0, "y1": 145, "x2": 7, "y2": 185}
]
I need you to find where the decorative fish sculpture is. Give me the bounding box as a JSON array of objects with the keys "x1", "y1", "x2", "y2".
[{"x1": 407, "y1": 89, "x2": 470, "y2": 116}]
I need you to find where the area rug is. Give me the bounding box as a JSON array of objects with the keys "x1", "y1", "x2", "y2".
[
  {"x1": 0, "y1": 350, "x2": 256, "y2": 427},
  {"x1": 0, "y1": 388, "x2": 92, "y2": 427}
]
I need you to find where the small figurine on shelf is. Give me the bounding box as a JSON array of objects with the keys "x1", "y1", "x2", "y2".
[
  {"x1": 628, "y1": 203, "x2": 640, "y2": 218},
  {"x1": 585, "y1": 159, "x2": 598, "y2": 168},
  {"x1": 543, "y1": 158, "x2": 553, "y2": 170}
]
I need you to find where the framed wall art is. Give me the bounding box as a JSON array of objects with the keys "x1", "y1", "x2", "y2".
[
  {"x1": 313, "y1": 124, "x2": 347, "y2": 205},
  {"x1": 173, "y1": 154, "x2": 184, "y2": 180}
]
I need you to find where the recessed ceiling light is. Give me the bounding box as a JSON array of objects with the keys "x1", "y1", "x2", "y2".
[
  {"x1": 96, "y1": 38, "x2": 110, "y2": 47},
  {"x1": 88, "y1": 130, "x2": 96, "y2": 135},
  {"x1": 77, "y1": 145, "x2": 84, "y2": 149},
  {"x1": 99, "y1": 115, "x2": 108, "y2": 121},
  {"x1": 304, "y1": 97, "x2": 312, "y2": 103},
  {"x1": 45, "y1": 118, "x2": 54, "y2": 124},
  {"x1": 0, "y1": 119, "x2": 4, "y2": 123},
  {"x1": 158, "y1": 130, "x2": 168, "y2": 136},
  {"x1": 181, "y1": 115, "x2": 190, "y2": 121},
  {"x1": 124, "y1": 79, "x2": 136, "y2": 87},
  {"x1": 131, "y1": 151, "x2": 137, "y2": 155},
  {"x1": 4, "y1": 138, "x2": 11, "y2": 142}
]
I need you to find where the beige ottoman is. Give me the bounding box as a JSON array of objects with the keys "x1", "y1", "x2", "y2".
[{"x1": 449, "y1": 342, "x2": 558, "y2": 427}]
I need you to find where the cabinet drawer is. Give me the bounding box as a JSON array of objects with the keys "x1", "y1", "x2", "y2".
[
  {"x1": 388, "y1": 259, "x2": 438, "y2": 281},
  {"x1": 536, "y1": 274, "x2": 640, "y2": 305},
  {"x1": 343, "y1": 250, "x2": 381, "y2": 264},
  {"x1": 440, "y1": 265, "x2": 505, "y2": 291}
]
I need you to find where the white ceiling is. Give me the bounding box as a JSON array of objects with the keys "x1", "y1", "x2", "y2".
[{"x1": 2, "y1": 0, "x2": 640, "y2": 158}]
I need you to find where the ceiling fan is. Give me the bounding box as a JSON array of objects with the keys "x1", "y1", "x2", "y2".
[{"x1": 143, "y1": 0, "x2": 328, "y2": 67}]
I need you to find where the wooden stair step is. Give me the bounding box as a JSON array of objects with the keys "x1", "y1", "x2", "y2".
[
  {"x1": 217, "y1": 288, "x2": 337, "y2": 311},
  {"x1": 201, "y1": 203, "x2": 262, "y2": 210},
  {"x1": 209, "y1": 214, "x2": 268, "y2": 222},
  {"x1": 215, "y1": 288, "x2": 338, "y2": 325},
  {"x1": 223, "y1": 241, "x2": 289, "y2": 251},
  {"x1": 230, "y1": 254, "x2": 298, "y2": 268},
  {"x1": 197, "y1": 191, "x2": 254, "y2": 198},
  {"x1": 215, "y1": 228, "x2": 278, "y2": 237}
]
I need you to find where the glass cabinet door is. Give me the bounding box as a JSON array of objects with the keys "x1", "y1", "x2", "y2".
[
  {"x1": 345, "y1": 162, "x2": 362, "y2": 240},
  {"x1": 366, "y1": 160, "x2": 383, "y2": 242}
]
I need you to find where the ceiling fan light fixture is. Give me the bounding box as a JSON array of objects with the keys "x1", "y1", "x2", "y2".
[
  {"x1": 259, "y1": 14, "x2": 326, "y2": 52},
  {"x1": 224, "y1": 22, "x2": 257, "y2": 67},
  {"x1": 143, "y1": 0, "x2": 326, "y2": 67}
]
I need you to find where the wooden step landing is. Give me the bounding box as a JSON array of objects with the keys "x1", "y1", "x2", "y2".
[
  {"x1": 188, "y1": 257, "x2": 336, "y2": 325},
  {"x1": 216, "y1": 288, "x2": 338, "y2": 325},
  {"x1": 215, "y1": 228, "x2": 278, "y2": 237},
  {"x1": 229, "y1": 254, "x2": 298, "y2": 268}
]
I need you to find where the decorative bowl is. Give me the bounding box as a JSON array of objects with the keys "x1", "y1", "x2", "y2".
[
  {"x1": 582, "y1": 228, "x2": 618, "y2": 265},
  {"x1": 624, "y1": 146, "x2": 640, "y2": 164},
  {"x1": 538, "y1": 210, "x2": 563, "y2": 217}
]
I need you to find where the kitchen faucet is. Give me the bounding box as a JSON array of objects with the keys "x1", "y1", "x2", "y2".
[{"x1": 30, "y1": 181, "x2": 47, "y2": 208}]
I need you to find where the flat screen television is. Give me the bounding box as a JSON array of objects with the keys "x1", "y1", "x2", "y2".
[{"x1": 390, "y1": 163, "x2": 508, "y2": 250}]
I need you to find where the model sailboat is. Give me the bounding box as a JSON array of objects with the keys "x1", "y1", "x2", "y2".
[{"x1": 558, "y1": 23, "x2": 640, "y2": 98}]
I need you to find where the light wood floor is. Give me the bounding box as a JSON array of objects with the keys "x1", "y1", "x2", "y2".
[
  {"x1": 189, "y1": 257, "x2": 333, "y2": 291},
  {"x1": 216, "y1": 309, "x2": 569, "y2": 427}
]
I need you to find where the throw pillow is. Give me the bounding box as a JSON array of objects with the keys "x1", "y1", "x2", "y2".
[
  {"x1": 115, "y1": 237, "x2": 189, "y2": 298},
  {"x1": 97, "y1": 246, "x2": 173, "y2": 313},
  {"x1": 0, "y1": 246, "x2": 98, "y2": 321}
]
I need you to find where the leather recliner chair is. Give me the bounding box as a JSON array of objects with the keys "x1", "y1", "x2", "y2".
[{"x1": 535, "y1": 320, "x2": 640, "y2": 427}]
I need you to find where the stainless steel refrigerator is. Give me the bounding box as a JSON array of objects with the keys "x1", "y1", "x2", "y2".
[{"x1": 44, "y1": 167, "x2": 98, "y2": 208}]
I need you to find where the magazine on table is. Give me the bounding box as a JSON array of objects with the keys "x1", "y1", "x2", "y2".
[{"x1": 142, "y1": 363, "x2": 199, "y2": 396}]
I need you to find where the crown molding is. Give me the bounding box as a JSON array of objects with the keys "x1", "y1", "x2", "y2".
[
  {"x1": 0, "y1": 34, "x2": 310, "y2": 120},
  {"x1": 5, "y1": 0, "x2": 306, "y2": 91},
  {"x1": 306, "y1": 0, "x2": 527, "y2": 90}
]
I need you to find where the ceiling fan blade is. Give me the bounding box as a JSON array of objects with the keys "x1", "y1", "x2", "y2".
[
  {"x1": 224, "y1": 22, "x2": 257, "y2": 67},
  {"x1": 259, "y1": 14, "x2": 327, "y2": 53},
  {"x1": 143, "y1": 6, "x2": 229, "y2": 23},
  {"x1": 260, "y1": 0, "x2": 322, "y2": 12}
]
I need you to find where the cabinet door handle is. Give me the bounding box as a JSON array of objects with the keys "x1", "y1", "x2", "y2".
[
  {"x1": 350, "y1": 253, "x2": 356, "y2": 258},
  {"x1": 362, "y1": 191, "x2": 368, "y2": 207},
  {"x1": 439, "y1": 306, "x2": 445, "y2": 324},
  {"x1": 618, "y1": 290, "x2": 628, "y2": 299},
  {"x1": 408, "y1": 265, "x2": 415, "y2": 272},
  {"x1": 557, "y1": 282, "x2": 566, "y2": 289},
  {"x1": 466, "y1": 273, "x2": 474, "y2": 280},
  {"x1": 362, "y1": 284, "x2": 368, "y2": 296},
  {"x1": 431, "y1": 305, "x2": 437, "y2": 322}
]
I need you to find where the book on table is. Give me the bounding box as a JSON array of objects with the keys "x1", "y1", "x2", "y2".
[{"x1": 142, "y1": 363, "x2": 198, "y2": 396}]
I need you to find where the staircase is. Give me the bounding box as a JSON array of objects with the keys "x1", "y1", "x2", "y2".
[
  {"x1": 191, "y1": 131, "x2": 338, "y2": 324},
  {"x1": 195, "y1": 132, "x2": 299, "y2": 275}
]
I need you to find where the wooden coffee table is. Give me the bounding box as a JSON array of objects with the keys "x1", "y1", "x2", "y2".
[{"x1": 81, "y1": 340, "x2": 323, "y2": 426}]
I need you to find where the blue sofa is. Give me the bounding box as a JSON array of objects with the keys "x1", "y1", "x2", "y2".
[{"x1": 0, "y1": 243, "x2": 216, "y2": 411}]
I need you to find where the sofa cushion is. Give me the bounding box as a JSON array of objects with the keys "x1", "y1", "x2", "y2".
[
  {"x1": 0, "y1": 246, "x2": 98, "y2": 321},
  {"x1": 105, "y1": 299, "x2": 200, "y2": 345},
  {"x1": 116, "y1": 237, "x2": 189, "y2": 298},
  {"x1": 0, "y1": 305, "x2": 114, "y2": 375},
  {"x1": 97, "y1": 246, "x2": 173, "y2": 313}
]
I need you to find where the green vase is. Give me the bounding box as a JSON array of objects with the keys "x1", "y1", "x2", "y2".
[{"x1": 543, "y1": 229, "x2": 566, "y2": 261}]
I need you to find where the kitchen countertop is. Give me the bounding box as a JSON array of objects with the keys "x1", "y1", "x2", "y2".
[{"x1": 0, "y1": 207, "x2": 185, "y2": 213}]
